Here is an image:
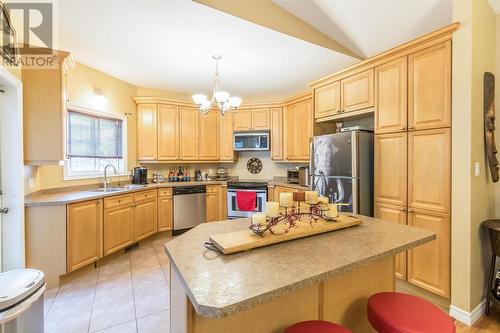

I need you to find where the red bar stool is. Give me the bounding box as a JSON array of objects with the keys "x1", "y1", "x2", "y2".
[
  {"x1": 367, "y1": 292, "x2": 455, "y2": 333},
  {"x1": 284, "y1": 320, "x2": 352, "y2": 333}
]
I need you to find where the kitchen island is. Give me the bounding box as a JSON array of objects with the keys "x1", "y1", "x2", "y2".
[{"x1": 165, "y1": 215, "x2": 435, "y2": 333}]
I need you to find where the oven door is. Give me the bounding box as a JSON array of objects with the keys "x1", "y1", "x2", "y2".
[{"x1": 227, "y1": 189, "x2": 267, "y2": 218}]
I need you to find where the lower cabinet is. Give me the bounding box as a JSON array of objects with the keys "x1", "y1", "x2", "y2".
[
  {"x1": 273, "y1": 185, "x2": 297, "y2": 202},
  {"x1": 103, "y1": 204, "x2": 135, "y2": 256},
  {"x1": 135, "y1": 197, "x2": 158, "y2": 241},
  {"x1": 374, "y1": 202, "x2": 407, "y2": 280},
  {"x1": 206, "y1": 185, "x2": 220, "y2": 222},
  {"x1": 158, "y1": 188, "x2": 173, "y2": 231},
  {"x1": 67, "y1": 199, "x2": 103, "y2": 272}
]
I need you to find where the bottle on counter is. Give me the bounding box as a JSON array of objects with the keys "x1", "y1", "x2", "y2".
[{"x1": 177, "y1": 166, "x2": 184, "y2": 182}]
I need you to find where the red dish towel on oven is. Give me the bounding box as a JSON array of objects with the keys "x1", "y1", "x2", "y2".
[{"x1": 236, "y1": 191, "x2": 257, "y2": 211}]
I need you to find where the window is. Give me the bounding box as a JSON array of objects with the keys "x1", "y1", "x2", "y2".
[{"x1": 65, "y1": 108, "x2": 126, "y2": 179}]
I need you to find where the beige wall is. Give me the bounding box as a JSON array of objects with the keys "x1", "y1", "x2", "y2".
[{"x1": 452, "y1": 0, "x2": 497, "y2": 313}]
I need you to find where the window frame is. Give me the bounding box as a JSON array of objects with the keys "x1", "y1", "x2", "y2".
[{"x1": 63, "y1": 105, "x2": 128, "y2": 181}]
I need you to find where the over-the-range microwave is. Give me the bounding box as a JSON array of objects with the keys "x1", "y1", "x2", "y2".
[{"x1": 233, "y1": 130, "x2": 270, "y2": 151}]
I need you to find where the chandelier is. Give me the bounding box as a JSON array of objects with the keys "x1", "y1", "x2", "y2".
[{"x1": 192, "y1": 55, "x2": 242, "y2": 116}]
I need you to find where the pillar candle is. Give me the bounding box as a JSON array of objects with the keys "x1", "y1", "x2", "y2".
[
  {"x1": 265, "y1": 201, "x2": 280, "y2": 217},
  {"x1": 293, "y1": 191, "x2": 305, "y2": 202},
  {"x1": 318, "y1": 196, "x2": 329, "y2": 204},
  {"x1": 279, "y1": 192, "x2": 294, "y2": 207},
  {"x1": 325, "y1": 204, "x2": 339, "y2": 218},
  {"x1": 251, "y1": 212, "x2": 267, "y2": 226},
  {"x1": 305, "y1": 191, "x2": 319, "y2": 204}
]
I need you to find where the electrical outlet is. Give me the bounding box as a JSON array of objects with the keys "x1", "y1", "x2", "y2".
[
  {"x1": 28, "y1": 177, "x2": 35, "y2": 190},
  {"x1": 475, "y1": 162, "x2": 481, "y2": 177}
]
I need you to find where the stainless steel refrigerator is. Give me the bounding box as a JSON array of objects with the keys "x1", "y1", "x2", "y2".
[{"x1": 310, "y1": 130, "x2": 373, "y2": 216}]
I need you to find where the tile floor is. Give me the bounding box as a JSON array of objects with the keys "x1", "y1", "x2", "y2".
[{"x1": 43, "y1": 235, "x2": 171, "y2": 333}]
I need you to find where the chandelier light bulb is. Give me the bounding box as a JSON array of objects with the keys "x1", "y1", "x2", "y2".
[
  {"x1": 192, "y1": 94, "x2": 207, "y2": 105},
  {"x1": 228, "y1": 96, "x2": 242, "y2": 108},
  {"x1": 214, "y1": 91, "x2": 229, "y2": 103}
]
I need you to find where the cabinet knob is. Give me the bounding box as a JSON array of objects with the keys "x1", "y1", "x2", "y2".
[
  {"x1": 408, "y1": 209, "x2": 414, "y2": 213},
  {"x1": 408, "y1": 126, "x2": 415, "y2": 130},
  {"x1": 400, "y1": 207, "x2": 406, "y2": 212},
  {"x1": 118, "y1": 200, "x2": 122, "y2": 203},
  {"x1": 400, "y1": 127, "x2": 406, "y2": 130}
]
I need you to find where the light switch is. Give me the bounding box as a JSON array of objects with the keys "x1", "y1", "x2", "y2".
[{"x1": 475, "y1": 162, "x2": 481, "y2": 177}]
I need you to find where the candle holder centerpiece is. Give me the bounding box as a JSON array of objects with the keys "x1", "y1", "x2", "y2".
[{"x1": 249, "y1": 190, "x2": 341, "y2": 235}]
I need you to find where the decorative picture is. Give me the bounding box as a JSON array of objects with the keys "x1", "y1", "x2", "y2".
[{"x1": 484, "y1": 72, "x2": 499, "y2": 182}]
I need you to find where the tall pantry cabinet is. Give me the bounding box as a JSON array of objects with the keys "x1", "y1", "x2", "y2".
[{"x1": 374, "y1": 41, "x2": 451, "y2": 299}]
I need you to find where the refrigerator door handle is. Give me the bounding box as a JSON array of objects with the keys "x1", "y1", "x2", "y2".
[
  {"x1": 309, "y1": 138, "x2": 314, "y2": 190},
  {"x1": 309, "y1": 175, "x2": 359, "y2": 180}
]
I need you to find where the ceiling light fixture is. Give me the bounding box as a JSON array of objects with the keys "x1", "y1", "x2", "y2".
[
  {"x1": 192, "y1": 55, "x2": 241, "y2": 116},
  {"x1": 93, "y1": 88, "x2": 107, "y2": 106}
]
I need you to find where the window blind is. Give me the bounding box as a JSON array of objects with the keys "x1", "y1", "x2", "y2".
[{"x1": 67, "y1": 110, "x2": 123, "y2": 159}]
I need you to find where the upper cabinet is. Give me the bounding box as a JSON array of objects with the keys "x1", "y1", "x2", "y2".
[
  {"x1": 341, "y1": 69, "x2": 374, "y2": 113},
  {"x1": 137, "y1": 104, "x2": 158, "y2": 161},
  {"x1": 157, "y1": 104, "x2": 179, "y2": 160},
  {"x1": 220, "y1": 112, "x2": 236, "y2": 161},
  {"x1": 233, "y1": 108, "x2": 270, "y2": 131},
  {"x1": 198, "y1": 111, "x2": 219, "y2": 160},
  {"x1": 408, "y1": 41, "x2": 451, "y2": 130},
  {"x1": 270, "y1": 107, "x2": 283, "y2": 160},
  {"x1": 179, "y1": 107, "x2": 199, "y2": 160},
  {"x1": 285, "y1": 98, "x2": 312, "y2": 161},
  {"x1": 314, "y1": 81, "x2": 341, "y2": 119},
  {"x1": 23, "y1": 51, "x2": 75, "y2": 164},
  {"x1": 375, "y1": 58, "x2": 408, "y2": 134}
]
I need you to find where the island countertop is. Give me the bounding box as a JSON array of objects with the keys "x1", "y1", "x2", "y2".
[{"x1": 164, "y1": 215, "x2": 435, "y2": 319}]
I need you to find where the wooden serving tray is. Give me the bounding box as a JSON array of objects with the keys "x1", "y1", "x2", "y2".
[{"x1": 209, "y1": 215, "x2": 362, "y2": 255}]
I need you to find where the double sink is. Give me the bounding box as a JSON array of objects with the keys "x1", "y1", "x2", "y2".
[{"x1": 87, "y1": 184, "x2": 148, "y2": 193}]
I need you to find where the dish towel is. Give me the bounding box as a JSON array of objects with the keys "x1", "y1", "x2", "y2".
[{"x1": 236, "y1": 191, "x2": 257, "y2": 211}]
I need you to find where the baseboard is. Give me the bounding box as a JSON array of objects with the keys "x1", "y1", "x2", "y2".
[{"x1": 449, "y1": 299, "x2": 486, "y2": 326}]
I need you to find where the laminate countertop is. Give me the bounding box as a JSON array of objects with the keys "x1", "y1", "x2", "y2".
[
  {"x1": 24, "y1": 181, "x2": 230, "y2": 207},
  {"x1": 164, "y1": 215, "x2": 435, "y2": 319}
]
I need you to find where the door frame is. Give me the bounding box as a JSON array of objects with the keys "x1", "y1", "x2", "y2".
[{"x1": 0, "y1": 65, "x2": 24, "y2": 271}]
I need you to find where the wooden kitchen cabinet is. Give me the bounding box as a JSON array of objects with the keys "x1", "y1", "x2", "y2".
[
  {"x1": 219, "y1": 186, "x2": 228, "y2": 220},
  {"x1": 408, "y1": 41, "x2": 451, "y2": 130},
  {"x1": 158, "y1": 188, "x2": 173, "y2": 231},
  {"x1": 408, "y1": 128, "x2": 450, "y2": 213},
  {"x1": 198, "y1": 111, "x2": 220, "y2": 160},
  {"x1": 206, "y1": 185, "x2": 220, "y2": 222},
  {"x1": 374, "y1": 132, "x2": 407, "y2": 207},
  {"x1": 220, "y1": 112, "x2": 236, "y2": 161},
  {"x1": 134, "y1": 194, "x2": 158, "y2": 241},
  {"x1": 374, "y1": 202, "x2": 408, "y2": 280},
  {"x1": 180, "y1": 107, "x2": 199, "y2": 160},
  {"x1": 67, "y1": 199, "x2": 103, "y2": 272},
  {"x1": 273, "y1": 185, "x2": 297, "y2": 202},
  {"x1": 375, "y1": 58, "x2": 408, "y2": 134},
  {"x1": 137, "y1": 104, "x2": 158, "y2": 161},
  {"x1": 233, "y1": 109, "x2": 252, "y2": 131},
  {"x1": 285, "y1": 98, "x2": 313, "y2": 161},
  {"x1": 341, "y1": 69, "x2": 374, "y2": 113},
  {"x1": 158, "y1": 104, "x2": 179, "y2": 160},
  {"x1": 314, "y1": 81, "x2": 341, "y2": 119},
  {"x1": 271, "y1": 107, "x2": 283, "y2": 160},
  {"x1": 103, "y1": 204, "x2": 135, "y2": 255},
  {"x1": 251, "y1": 108, "x2": 270, "y2": 130},
  {"x1": 23, "y1": 51, "x2": 74, "y2": 164},
  {"x1": 407, "y1": 209, "x2": 450, "y2": 298}
]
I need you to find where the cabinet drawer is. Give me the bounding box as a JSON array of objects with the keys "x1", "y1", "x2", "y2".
[
  {"x1": 206, "y1": 185, "x2": 219, "y2": 194},
  {"x1": 104, "y1": 194, "x2": 133, "y2": 209},
  {"x1": 134, "y1": 190, "x2": 157, "y2": 202},
  {"x1": 158, "y1": 188, "x2": 173, "y2": 198}
]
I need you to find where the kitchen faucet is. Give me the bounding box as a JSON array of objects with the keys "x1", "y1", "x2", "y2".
[{"x1": 103, "y1": 164, "x2": 118, "y2": 188}]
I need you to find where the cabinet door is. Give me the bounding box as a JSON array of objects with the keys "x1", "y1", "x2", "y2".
[
  {"x1": 219, "y1": 186, "x2": 228, "y2": 220},
  {"x1": 67, "y1": 200, "x2": 103, "y2": 272},
  {"x1": 284, "y1": 104, "x2": 297, "y2": 160},
  {"x1": 270, "y1": 107, "x2": 283, "y2": 160},
  {"x1": 137, "y1": 104, "x2": 158, "y2": 160},
  {"x1": 252, "y1": 108, "x2": 270, "y2": 130},
  {"x1": 375, "y1": 58, "x2": 408, "y2": 134},
  {"x1": 180, "y1": 107, "x2": 199, "y2": 160},
  {"x1": 408, "y1": 128, "x2": 450, "y2": 213},
  {"x1": 408, "y1": 41, "x2": 451, "y2": 130},
  {"x1": 103, "y1": 204, "x2": 135, "y2": 255},
  {"x1": 374, "y1": 203, "x2": 407, "y2": 280},
  {"x1": 341, "y1": 69, "x2": 374, "y2": 113},
  {"x1": 220, "y1": 112, "x2": 235, "y2": 161},
  {"x1": 157, "y1": 104, "x2": 179, "y2": 160},
  {"x1": 314, "y1": 81, "x2": 341, "y2": 119},
  {"x1": 294, "y1": 99, "x2": 313, "y2": 160},
  {"x1": 233, "y1": 109, "x2": 252, "y2": 131},
  {"x1": 273, "y1": 186, "x2": 297, "y2": 202},
  {"x1": 158, "y1": 194, "x2": 173, "y2": 232},
  {"x1": 407, "y1": 209, "x2": 450, "y2": 299},
  {"x1": 374, "y1": 133, "x2": 407, "y2": 207},
  {"x1": 206, "y1": 185, "x2": 219, "y2": 222},
  {"x1": 198, "y1": 111, "x2": 220, "y2": 160},
  {"x1": 134, "y1": 198, "x2": 158, "y2": 241}
]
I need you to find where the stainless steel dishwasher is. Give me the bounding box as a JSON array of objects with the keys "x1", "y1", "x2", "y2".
[{"x1": 173, "y1": 185, "x2": 206, "y2": 234}]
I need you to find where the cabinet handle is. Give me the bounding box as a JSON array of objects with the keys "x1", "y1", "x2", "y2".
[
  {"x1": 118, "y1": 200, "x2": 122, "y2": 203},
  {"x1": 408, "y1": 126, "x2": 415, "y2": 130},
  {"x1": 400, "y1": 127, "x2": 406, "y2": 130},
  {"x1": 400, "y1": 207, "x2": 406, "y2": 212},
  {"x1": 408, "y1": 209, "x2": 414, "y2": 213}
]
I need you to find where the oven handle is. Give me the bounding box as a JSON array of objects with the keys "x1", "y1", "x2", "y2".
[{"x1": 228, "y1": 189, "x2": 267, "y2": 193}]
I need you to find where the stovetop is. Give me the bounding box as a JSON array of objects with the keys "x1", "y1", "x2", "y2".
[{"x1": 227, "y1": 179, "x2": 269, "y2": 188}]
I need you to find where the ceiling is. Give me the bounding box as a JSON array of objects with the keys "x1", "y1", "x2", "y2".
[{"x1": 57, "y1": 0, "x2": 452, "y2": 102}]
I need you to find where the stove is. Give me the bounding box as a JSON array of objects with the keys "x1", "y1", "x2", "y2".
[{"x1": 226, "y1": 180, "x2": 269, "y2": 219}]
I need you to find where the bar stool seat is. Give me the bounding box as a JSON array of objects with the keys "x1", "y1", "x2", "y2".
[
  {"x1": 283, "y1": 320, "x2": 352, "y2": 333},
  {"x1": 367, "y1": 292, "x2": 455, "y2": 333}
]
